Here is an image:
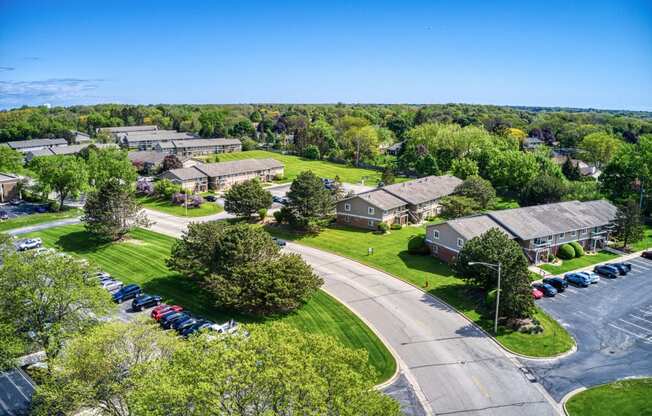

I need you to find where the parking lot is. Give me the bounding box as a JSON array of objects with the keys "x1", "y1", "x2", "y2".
[
  {"x1": 0, "y1": 202, "x2": 50, "y2": 219},
  {"x1": 523, "y1": 255, "x2": 652, "y2": 401}
]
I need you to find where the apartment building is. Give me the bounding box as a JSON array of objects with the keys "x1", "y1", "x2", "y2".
[
  {"x1": 155, "y1": 138, "x2": 242, "y2": 156},
  {"x1": 4, "y1": 138, "x2": 68, "y2": 153}
]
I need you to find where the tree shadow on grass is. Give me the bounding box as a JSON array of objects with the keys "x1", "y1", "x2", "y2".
[
  {"x1": 397, "y1": 250, "x2": 456, "y2": 277},
  {"x1": 54, "y1": 230, "x2": 112, "y2": 254}
]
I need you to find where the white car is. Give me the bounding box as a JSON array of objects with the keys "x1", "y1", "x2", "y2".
[
  {"x1": 101, "y1": 279, "x2": 124, "y2": 292},
  {"x1": 209, "y1": 319, "x2": 239, "y2": 334},
  {"x1": 579, "y1": 271, "x2": 600, "y2": 284},
  {"x1": 96, "y1": 272, "x2": 112, "y2": 281},
  {"x1": 33, "y1": 247, "x2": 54, "y2": 256},
  {"x1": 18, "y1": 238, "x2": 42, "y2": 251}
]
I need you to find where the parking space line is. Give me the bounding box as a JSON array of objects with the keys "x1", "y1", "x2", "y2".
[
  {"x1": 575, "y1": 310, "x2": 592, "y2": 319},
  {"x1": 630, "y1": 314, "x2": 652, "y2": 325},
  {"x1": 619, "y1": 319, "x2": 652, "y2": 333},
  {"x1": 608, "y1": 323, "x2": 652, "y2": 344}
]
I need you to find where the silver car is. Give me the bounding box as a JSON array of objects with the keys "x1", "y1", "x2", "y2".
[
  {"x1": 101, "y1": 279, "x2": 124, "y2": 292},
  {"x1": 579, "y1": 271, "x2": 600, "y2": 284},
  {"x1": 18, "y1": 238, "x2": 42, "y2": 251}
]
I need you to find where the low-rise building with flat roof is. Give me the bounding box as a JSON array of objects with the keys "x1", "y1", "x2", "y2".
[
  {"x1": 155, "y1": 138, "x2": 242, "y2": 156},
  {"x1": 4, "y1": 138, "x2": 68, "y2": 153}
]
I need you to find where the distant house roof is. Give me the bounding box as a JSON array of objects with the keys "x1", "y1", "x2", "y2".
[
  {"x1": 487, "y1": 200, "x2": 616, "y2": 241},
  {"x1": 381, "y1": 175, "x2": 463, "y2": 206},
  {"x1": 353, "y1": 189, "x2": 407, "y2": 210},
  {"x1": 5, "y1": 138, "x2": 68, "y2": 150},
  {"x1": 523, "y1": 136, "x2": 545, "y2": 146},
  {"x1": 444, "y1": 215, "x2": 514, "y2": 240},
  {"x1": 195, "y1": 158, "x2": 284, "y2": 178},
  {"x1": 0, "y1": 173, "x2": 19, "y2": 183},
  {"x1": 124, "y1": 132, "x2": 198, "y2": 144},
  {"x1": 128, "y1": 151, "x2": 167, "y2": 165},
  {"x1": 99, "y1": 125, "x2": 158, "y2": 134},
  {"x1": 162, "y1": 166, "x2": 207, "y2": 181},
  {"x1": 167, "y1": 138, "x2": 242, "y2": 149},
  {"x1": 552, "y1": 156, "x2": 600, "y2": 177},
  {"x1": 387, "y1": 142, "x2": 404, "y2": 152},
  {"x1": 0, "y1": 368, "x2": 36, "y2": 415},
  {"x1": 26, "y1": 143, "x2": 117, "y2": 158},
  {"x1": 71, "y1": 130, "x2": 91, "y2": 143}
]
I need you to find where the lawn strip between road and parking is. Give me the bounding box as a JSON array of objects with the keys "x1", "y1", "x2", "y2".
[
  {"x1": 0, "y1": 208, "x2": 81, "y2": 232},
  {"x1": 198, "y1": 150, "x2": 407, "y2": 185},
  {"x1": 23, "y1": 224, "x2": 396, "y2": 384},
  {"x1": 539, "y1": 251, "x2": 620, "y2": 275},
  {"x1": 266, "y1": 223, "x2": 575, "y2": 358},
  {"x1": 564, "y1": 378, "x2": 652, "y2": 416},
  {"x1": 136, "y1": 195, "x2": 224, "y2": 217}
]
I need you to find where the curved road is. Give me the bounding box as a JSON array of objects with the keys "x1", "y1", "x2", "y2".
[{"x1": 9, "y1": 210, "x2": 560, "y2": 415}]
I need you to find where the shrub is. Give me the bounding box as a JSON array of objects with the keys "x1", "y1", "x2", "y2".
[
  {"x1": 485, "y1": 289, "x2": 497, "y2": 309},
  {"x1": 303, "y1": 145, "x2": 321, "y2": 160},
  {"x1": 154, "y1": 179, "x2": 180, "y2": 199},
  {"x1": 557, "y1": 243, "x2": 576, "y2": 260},
  {"x1": 390, "y1": 223, "x2": 402, "y2": 230},
  {"x1": 136, "y1": 180, "x2": 154, "y2": 195},
  {"x1": 407, "y1": 235, "x2": 430, "y2": 255},
  {"x1": 377, "y1": 222, "x2": 389, "y2": 233},
  {"x1": 274, "y1": 208, "x2": 289, "y2": 224},
  {"x1": 570, "y1": 241, "x2": 584, "y2": 257},
  {"x1": 258, "y1": 208, "x2": 267, "y2": 220}
]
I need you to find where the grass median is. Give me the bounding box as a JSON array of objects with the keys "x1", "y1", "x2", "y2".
[
  {"x1": 539, "y1": 251, "x2": 620, "y2": 275},
  {"x1": 0, "y1": 208, "x2": 81, "y2": 232},
  {"x1": 137, "y1": 195, "x2": 224, "y2": 217},
  {"x1": 267, "y1": 223, "x2": 575, "y2": 357},
  {"x1": 566, "y1": 378, "x2": 652, "y2": 416},
  {"x1": 24, "y1": 224, "x2": 396, "y2": 384}
]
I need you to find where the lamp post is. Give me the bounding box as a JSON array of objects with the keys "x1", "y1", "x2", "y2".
[{"x1": 468, "y1": 261, "x2": 501, "y2": 335}]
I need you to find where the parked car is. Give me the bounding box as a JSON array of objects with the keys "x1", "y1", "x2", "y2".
[
  {"x1": 205, "y1": 195, "x2": 217, "y2": 202},
  {"x1": 532, "y1": 288, "x2": 544, "y2": 299},
  {"x1": 35, "y1": 205, "x2": 49, "y2": 213},
  {"x1": 161, "y1": 313, "x2": 190, "y2": 329},
  {"x1": 33, "y1": 247, "x2": 54, "y2": 256},
  {"x1": 542, "y1": 277, "x2": 568, "y2": 292},
  {"x1": 96, "y1": 271, "x2": 112, "y2": 281},
  {"x1": 131, "y1": 294, "x2": 162, "y2": 311},
  {"x1": 112, "y1": 284, "x2": 142, "y2": 303},
  {"x1": 642, "y1": 251, "x2": 652, "y2": 260},
  {"x1": 272, "y1": 195, "x2": 282, "y2": 203},
  {"x1": 272, "y1": 237, "x2": 287, "y2": 247},
  {"x1": 607, "y1": 262, "x2": 631, "y2": 275},
  {"x1": 174, "y1": 317, "x2": 198, "y2": 332},
  {"x1": 532, "y1": 283, "x2": 557, "y2": 297},
  {"x1": 209, "y1": 319, "x2": 239, "y2": 334},
  {"x1": 578, "y1": 271, "x2": 600, "y2": 284},
  {"x1": 564, "y1": 272, "x2": 591, "y2": 287},
  {"x1": 101, "y1": 279, "x2": 123, "y2": 292},
  {"x1": 9, "y1": 199, "x2": 22, "y2": 205},
  {"x1": 151, "y1": 305, "x2": 183, "y2": 321},
  {"x1": 180, "y1": 320, "x2": 213, "y2": 337},
  {"x1": 18, "y1": 238, "x2": 42, "y2": 251},
  {"x1": 594, "y1": 264, "x2": 620, "y2": 278},
  {"x1": 0, "y1": 210, "x2": 8, "y2": 220}
]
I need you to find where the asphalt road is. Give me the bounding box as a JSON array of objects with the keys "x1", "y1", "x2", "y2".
[{"x1": 523, "y1": 256, "x2": 652, "y2": 401}]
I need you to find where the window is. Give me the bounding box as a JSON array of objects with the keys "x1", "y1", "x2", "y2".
[
  {"x1": 558, "y1": 233, "x2": 565, "y2": 239},
  {"x1": 368, "y1": 220, "x2": 375, "y2": 227},
  {"x1": 433, "y1": 230, "x2": 440, "y2": 240},
  {"x1": 344, "y1": 203, "x2": 351, "y2": 212},
  {"x1": 570, "y1": 230, "x2": 577, "y2": 237},
  {"x1": 457, "y1": 238, "x2": 464, "y2": 248},
  {"x1": 547, "y1": 235, "x2": 553, "y2": 242},
  {"x1": 384, "y1": 210, "x2": 389, "y2": 215},
  {"x1": 432, "y1": 244, "x2": 438, "y2": 253},
  {"x1": 344, "y1": 215, "x2": 351, "y2": 223},
  {"x1": 368, "y1": 207, "x2": 375, "y2": 215},
  {"x1": 581, "y1": 228, "x2": 588, "y2": 235}
]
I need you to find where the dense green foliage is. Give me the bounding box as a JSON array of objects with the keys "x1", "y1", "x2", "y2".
[
  {"x1": 223, "y1": 179, "x2": 272, "y2": 218},
  {"x1": 454, "y1": 175, "x2": 496, "y2": 209},
  {"x1": 30, "y1": 155, "x2": 88, "y2": 210},
  {"x1": 569, "y1": 241, "x2": 584, "y2": 257},
  {"x1": 558, "y1": 244, "x2": 576, "y2": 260},
  {"x1": 283, "y1": 170, "x2": 335, "y2": 230},
  {"x1": 613, "y1": 199, "x2": 645, "y2": 249}
]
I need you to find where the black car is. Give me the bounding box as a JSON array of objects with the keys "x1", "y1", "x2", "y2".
[
  {"x1": 35, "y1": 205, "x2": 49, "y2": 213},
  {"x1": 174, "y1": 317, "x2": 198, "y2": 332},
  {"x1": 532, "y1": 283, "x2": 557, "y2": 297},
  {"x1": 162, "y1": 313, "x2": 190, "y2": 329},
  {"x1": 642, "y1": 251, "x2": 652, "y2": 260},
  {"x1": 205, "y1": 195, "x2": 217, "y2": 202},
  {"x1": 112, "y1": 284, "x2": 142, "y2": 303},
  {"x1": 542, "y1": 277, "x2": 568, "y2": 292},
  {"x1": 606, "y1": 263, "x2": 630, "y2": 275},
  {"x1": 272, "y1": 195, "x2": 282, "y2": 203},
  {"x1": 180, "y1": 320, "x2": 212, "y2": 337},
  {"x1": 131, "y1": 294, "x2": 162, "y2": 312},
  {"x1": 272, "y1": 237, "x2": 287, "y2": 247},
  {"x1": 0, "y1": 210, "x2": 8, "y2": 220},
  {"x1": 594, "y1": 264, "x2": 619, "y2": 278}
]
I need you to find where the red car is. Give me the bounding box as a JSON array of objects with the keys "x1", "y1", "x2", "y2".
[
  {"x1": 532, "y1": 288, "x2": 544, "y2": 299},
  {"x1": 151, "y1": 304, "x2": 183, "y2": 321},
  {"x1": 642, "y1": 251, "x2": 652, "y2": 260}
]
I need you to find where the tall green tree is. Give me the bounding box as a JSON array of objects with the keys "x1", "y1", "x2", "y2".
[
  {"x1": 613, "y1": 200, "x2": 645, "y2": 250},
  {"x1": 342, "y1": 125, "x2": 379, "y2": 166},
  {"x1": 579, "y1": 132, "x2": 621, "y2": 169},
  {"x1": 561, "y1": 156, "x2": 581, "y2": 181},
  {"x1": 223, "y1": 179, "x2": 273, "y2": 219},
  {"x1": 455, "y1": 175, "x2": 496, "y2": 209},
  {"x1": 519, "y1": 174, "x2": 568, "y2": 206},
  {"x1": 83, "y1": 178, "x2": 151, "y2": 241},
  {"x1": 285, "y1": 171, "x2": 335, "y2": 230},
  {"x1": 85, "y1": 147, "x2": 137, "y2": 189},
  {"x1": 451, "y1": 158, "x2": 479, "y2": 180},
  {"x1": 129, "y1": 323, "x2": 400, "y2": 415},
  {"x1": 31, "y1": 155, "x2": 88, "y2": 210},
  {"x1": 0, "y1": 146, "x2": 23, "y2": 173},
  {"x1": 0, "y1": 250, "x2": 114, "y2": 357},
  {"x1": 167, "y1": 221, "x2": 228, "y2": 281},
  {"x1": 454, "y1": 228, "x2": 534, "y2": 319}
]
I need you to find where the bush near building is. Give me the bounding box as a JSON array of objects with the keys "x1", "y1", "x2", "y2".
[
  {"x1": 570, "y1": 241, "x2": 584, "y2": 257},
  {"x1": 558, "y1": 243, "x2": 576, "y2": 260}
]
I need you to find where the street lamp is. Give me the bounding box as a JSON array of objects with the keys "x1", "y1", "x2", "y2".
[{"x1": 468, "y1": 261, "x2": 502, "y2": 335}]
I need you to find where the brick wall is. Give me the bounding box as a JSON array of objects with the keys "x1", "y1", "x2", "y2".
[{"x1": 427, "y1": 242, "x2": 458, "y2": 264}]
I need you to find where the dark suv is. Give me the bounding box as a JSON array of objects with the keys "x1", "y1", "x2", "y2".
[
  {"x1": 594, "y1": 265, "x2": 619, "y2": 278},
  {"x1": 606, "y1": 262, "x2": 631, "y2": 275},
  {"x1": 542, "y1": 277, "x2": 568, "y2": 292},
  {"x1": 131, "y1": 294, "x2": 162, "y2": 311},
  {"x1": 112, "y1": 284, "x2": 142, "y2": 303}
]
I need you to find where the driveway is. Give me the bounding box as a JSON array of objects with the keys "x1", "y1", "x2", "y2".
[{"x1": 523, "y1": 255, "x2": 652, "y2": 401}]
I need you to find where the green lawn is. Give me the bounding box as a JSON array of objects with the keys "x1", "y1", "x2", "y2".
[
  {"x1": 204, "y1": 150, "x2": 401, "y2": 185},
  {"x1": 539, "y1": 251, "x2": 620, "y2": 275},
  {"x1": 629, "y1": 225, "x2": 652, "y2": 252},
  {"x1": 566, "y1": 378, "x2": 652, "y2": 416},
  {"x1": 0, "y1": 208, "x2": 81, "y2": 232},
  {"x1": 267, "y1": 223, "x2": 574, "y2": 357},
  {"x1": 25, "y1": 224, "x2": 395, "y2": 383},
  {"x1": 137, "y1": 196, "x2": 223, "y2": 217}
]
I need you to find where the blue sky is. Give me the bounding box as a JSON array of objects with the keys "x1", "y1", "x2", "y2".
[{"x1": 1, "y1": 0, "x2": 651, "y2": 110}]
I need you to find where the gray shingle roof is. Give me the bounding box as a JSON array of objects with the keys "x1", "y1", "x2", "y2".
[
  {"x1": 162, "y1": 166, "x2": 207, "y2": 181},
  {"x1": 28, "y1": 143, "x2": 117, "y2": 157},
  {"x1": 0, "y1": 173, "x2": 19, "y2": 182},
  {"x1": 168, "y1": 138, "x2": 242, "y2": 148},
  {"x1": 128, "y1": 151, "x2": 167, "y2": 165},
  {"x1": 124, "y1": 132, "x2": 198, "y2": 143},
  {"x1": 354, "y1": 189, "x2": 406, "y2": 210},
  {"x1": 195, "y1": 158, "x2": 283, "y2": 177},
  {"x1": 0, "y1": 369, "x2": 35, "y2": 415},
  {"x1": 487, "y1": 200, "x2": 616, "y2": 240},
  {"x1": 381, "y1": 175, "x2": 463, "y2": 205},
  {"x1": 445, "y1": 215, "x2": 514, "y2": 240},
  {"x1": 6, "y1": 138, "x2": 68, "y2": 149},
  {"x1": 100, "y1": 125, "x2": 158, "y2": 134}
]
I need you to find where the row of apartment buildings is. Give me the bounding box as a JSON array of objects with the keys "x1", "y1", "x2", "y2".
[
  {"x1": 159, "y1": 158, "x2": 284, "y2": 192},
  {"x1": 425, "y1": 200, "x2": 617, "y2": 264},
  {"x1": 335, "y1": 175, "x2": 463, "y2": 229}
]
